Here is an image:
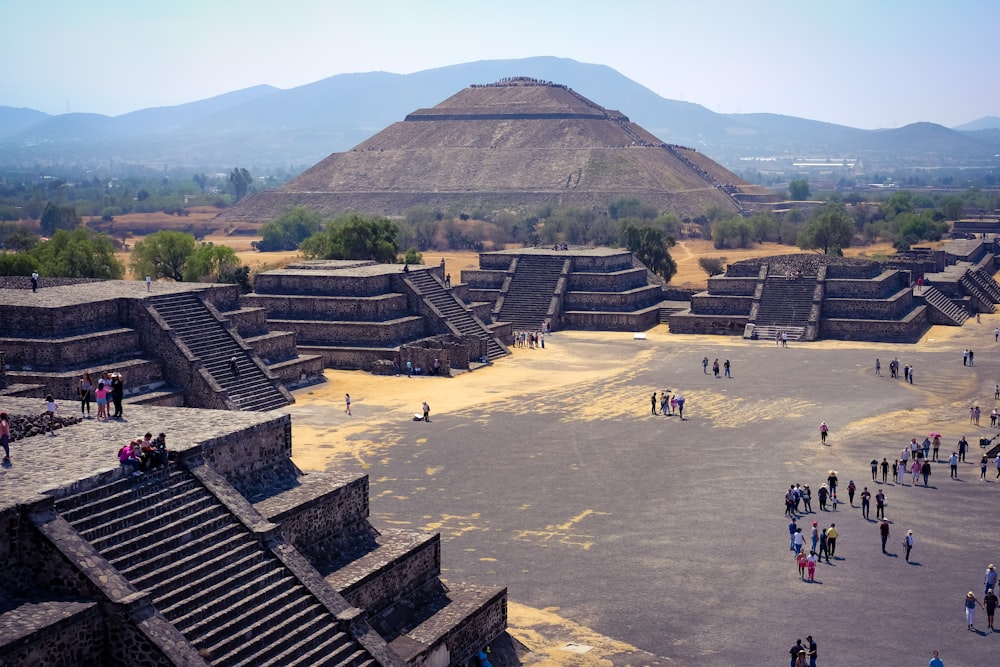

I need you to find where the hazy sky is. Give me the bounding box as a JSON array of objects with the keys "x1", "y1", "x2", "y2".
[{"x1": 3, "y1": 0, "x2": 997, "y2": 129}]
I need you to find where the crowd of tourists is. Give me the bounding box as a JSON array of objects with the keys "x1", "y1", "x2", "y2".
[{"x1": 117, "y1": 432, "x2": 170, "y2": 477}]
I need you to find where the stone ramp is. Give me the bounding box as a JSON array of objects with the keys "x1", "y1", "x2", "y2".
[
  {"x1": 51, "y1": 462, "x2": 381, "y2": 667},
  {"x1": 404, "y1": 270, "x2": 508, "y2": 361},
  {"x1": 496, "y1": 255, "x2": 566, "y2": 331},
  {"x1": 149, "y1": 292, "x2": 290, "y2": 411}
]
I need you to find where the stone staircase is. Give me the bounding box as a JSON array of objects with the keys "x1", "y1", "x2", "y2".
[
  {"x1": 404, "y1": 271, "x2": 508, "y2": 361},
  {"x1": 970, "y1": 268, "x2": 1000, "y2": 304},
  {"x1": 958, "y1": 274, "x2": 997, "y2": 314},
  {"x1": 149, "y1": 292, "x2": 290, "y2": 411},
  {"x1": 754, "y1": 275, "x2": 818, "y2": 338},
  {"x1": 496, "y1": 255, "x2": 566, "y2": 330},
  {"x1": 52, "y1": 463, "x2": 380, "y2": 667},
  {"x1": 921, "y1": 286, "x2": 969, "y2": 325}
]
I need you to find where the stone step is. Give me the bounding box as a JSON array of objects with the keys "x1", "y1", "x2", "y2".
[
  {"x1": 171, "y1": 571, "x2": 300, "y2": 636},
  {"x1": 256, "y1": 628, "x2": 353, "y2": 667},
  {"x1": 200, "y1": 595, "x2": 326, "y2": 665},
  {"x1": 74, "y1": 484, "x2": 206, "y2": 538},
  {"x1": 131, "y1": 536, "x2": 262, "y2": 594},
  {"x1": 105, "y1": 512, "x2": 237, "y2": 566},
  {"x1": 159, "y1": 556, "x2": 287, "y2": 621},
  {"x1": 54, "y1": 465, "x2": 183, "y2": 519},
  {"x1": 98, "y1": 504, "x2": 230, "y2": 559}
]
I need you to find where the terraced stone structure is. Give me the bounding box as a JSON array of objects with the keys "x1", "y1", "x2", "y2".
[
  {"x1": 241, "y1": 260, "x2": 510, "y2": 373},
  {"x1": 218, "y1": 77, "x2": 777, "y2": 222},
  {"x1": 0, "y1": 399, "x2": 508, "y2": 666},
  {"x1": 0, "y1": 280, "x2": 323, "y2": 410},
  {"x1": 461, "y1": 247, "x2": 672, "y2": 332},
  {"x1": 669, "y1": 241, "x2": 1000, "y2": 342}
]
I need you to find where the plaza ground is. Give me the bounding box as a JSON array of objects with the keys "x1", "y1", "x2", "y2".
[{"x1": 286, "y1": 317, "x2": 1000, "y2": 667}]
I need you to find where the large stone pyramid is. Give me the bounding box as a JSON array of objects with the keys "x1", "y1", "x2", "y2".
[{"x1": 223, "y1": 77, "x2": 773, "y2": 222}]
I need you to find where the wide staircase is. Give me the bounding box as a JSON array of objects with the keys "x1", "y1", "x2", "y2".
[
  {"x1": 921, "y1": 286, "x2": 969, "y2": 325},
  {"x1": 958, "y1": 274, "x2": 997, "y2": 314},
  {"x1": 496, "y1": 255, "x2": 567, "y2": 330},
  {"x1": 51, "y1": 463, "x2": 379, "y2": 667},
  {"x1": 970, "y1": 268, "x2": 1000, "y2": 304},
  {"x1": 149, "y1": 292, "x2": 290, "y2": 411},
  {"x1": 754, "y1": 274, "x2": 818, "y2": 341},
  {"x1": 405, "y1": 271, "x2": 508, "y2": 361}
]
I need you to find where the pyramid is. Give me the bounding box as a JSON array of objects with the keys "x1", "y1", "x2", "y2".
[{"x1": 222, "y1": 77, "x2": 774, "y2": 222}]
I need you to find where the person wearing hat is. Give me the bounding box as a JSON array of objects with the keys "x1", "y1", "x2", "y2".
[
  {"x1": 879, "y1": 518, "x2": 890, "y2": 553},
  {"x1": 985, "y1": 564, "x2": 999, "y2": 596},
  {"x1": 985, "y1": 588, "x2": 999, "y2": 630},
  {"x1": 903, "y1": 529, "x2": 914, "y2": 562},
  {"x1": 965, "y1": 591, "x2": 984, "y2": 630}
]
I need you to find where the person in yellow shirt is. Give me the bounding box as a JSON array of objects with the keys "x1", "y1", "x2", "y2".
[{"x1": 826, "y1": 523, "x2": 839, "y2": 558}]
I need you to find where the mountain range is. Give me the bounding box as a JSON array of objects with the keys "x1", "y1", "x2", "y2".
[{"x1": 2, "y1": 57, "x2": 998, "y2": 176}]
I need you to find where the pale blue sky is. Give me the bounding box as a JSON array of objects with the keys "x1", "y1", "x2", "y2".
[{"x1": 2, "y1": 0, "x2": 996, "y2": 129}]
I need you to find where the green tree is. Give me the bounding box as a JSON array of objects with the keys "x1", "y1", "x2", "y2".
[
  {"x1": 797, "y1": 204, "x2": 854, "y2": 254},
  {"x1": 39, "y1": 202, "x2": 82, "y2": 236},
  {"x1": 300, "y1": 214, "x2": 399, "y2": 263},
  {"x1": 256, "y1": 207, "x2": 322, "y2": 251},
  {"x1": 788, "y1": 179, "x2": 811, "y2": 201},
  {"x1": 182, "y1": 243, "x2": 243, "y2": 282},
  {"x1": 623, "y1": 224, "x2": 676, "y2": 283},
  {"x1": 711, "y1": 217, "x2": 753, "y2": 249},
  {"x1": 130, "y1": 230, "x2": 198, "y2": 281},
  {"x1": 228, "y1": 167, "x2": 253, "y2": 203},
  {"x1": 698, "y1": 257, "x2": 725, "y2": 276},
  {"x1": 0, "y1": 222, "x2": 39, "y2": 251},
  {"x1": 0, "y1": 252, "x2": 40, "y2": 276},
  {"x1": 29, "y1": 228, "x2": 124, "y2": 278}
]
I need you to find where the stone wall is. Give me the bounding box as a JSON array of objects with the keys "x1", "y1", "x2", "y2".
[
  {"x1": 563, "y1": 285, "x2": 663, "y2": 311},
  {"x1": 459, "y1": 270, "x2": 507, "y2": 289},
  {"x1": 689, "y1": 293, "x2": 753, "y2": 315},
  {"x1": 242, "y1": 293, "x2": 410, "y2": 321},
  {"x1": 666, "y1": 312, "x2": 749, "y2": 335},
  {"x1": 272, "y1": 476, "x2": 371, "y2": 551},
  {"x1": 255, "y1": 272, "x2": 395, "y2": 297},
  {"x1": 822, "y1": 288, "x2": 914, "y2": 319},
  {"x1": 0, "y1": 298, "x2": 121, "y2": 338},
  {"x1": 2, "y1": 329, "x2": 140, "y2": 370},
  {"x1": 199, "y1": 415, "x2": 293, "y2": 487},
  {"x1": 567, "y1": 254, "x2": 635, "y2": 272},
  {"x1": 0, "y1": 603, "x2": 108, "y2": 666},
  {"x1": 825, "y1": 271, "x2": 908, "y2": 299},
  {"x1": 567, "y1": 268, "x2": 648, "y2": 292},
  {"x1": 705, "y1": 277, "x2": 758, "y2": 296},
  {"x1": 277, "y1": 317, "x2": 426, "y2": 346},
  {"x1": 563, "y1": 306, "x2": 661, "y2": 331},
  {"x1": 821, "y1": 307, "x2": 929, "y2": 342}
]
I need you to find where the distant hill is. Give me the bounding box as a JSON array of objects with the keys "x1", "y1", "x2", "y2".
[{"x1": 1, "y1": 57, "x2": 998, "y2": 174}]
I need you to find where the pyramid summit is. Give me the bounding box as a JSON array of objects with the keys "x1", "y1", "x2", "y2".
[{"x1": 222, "y1": 77, "x2": 775, "y2": 222}]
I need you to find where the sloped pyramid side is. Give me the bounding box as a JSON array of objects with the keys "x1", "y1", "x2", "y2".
[{"x1": 222, "y1": 79, "x2": 758, "y2": 222}]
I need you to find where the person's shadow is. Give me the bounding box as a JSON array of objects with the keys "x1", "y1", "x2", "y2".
[
  {"x1": 884, "y1": 551, "x2": 898, "y2": 558},
  {"x1": 906, "y1": 560, "x2": 922, "y2": 566}
]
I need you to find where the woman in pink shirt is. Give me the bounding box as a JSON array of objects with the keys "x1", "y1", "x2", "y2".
[{"x1": 95, "y1": 381, "x2": 109, "y2": 421}]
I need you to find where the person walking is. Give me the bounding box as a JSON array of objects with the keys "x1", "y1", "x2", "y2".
[
  {"x1": 793, "y1": 528, "x2": 804, "y2": 555},
  {"x1": 875, "y1": 489, "x2": 886, "y2": 520},
  {"x1": 994, "y1": 453, "x2": 1000, "y2": 480},
  {"x1": 801, "y1": 485, "x2": 812, "y2": 512},
  {"x1": 985, "y1": 589, "x2": 999, "y2": 630},
  {"x1": 870, "y1": 458, "x2": 878, "y2": 481},
  {"x1": 860, "y1": 487, "x2": 871, "y2": 519},
  {"x1": 788, "y1": 517, "x2": 798, "y2": 551},
  {"x1": 810, "y1": 521, "x2": 819, "y2": 552},
  {"x1": 817, "y1": 484, "x2": 828, "y2": 511},
  {"x1": 826, "y1": 524, "x2": 838, "y2": 558},
  {"x1": 712, "y1": 359, "x2": 720, "y2": 378},
  {"x1": 422, "y1": 401, "x2": 431, "y2": 422},
  {"x1": 982, "y1": 454, "x2": 989, "y2": 481},
  {"x1": 965, "y1": 591, "x2": 984, "y2": 630},
  {"x1": 921, "y1": 459, "x2": 932, "y2": 486},
  {"x1": 723, "y1": 359, "x2": 731, "y2": 378},
  {"x1": 805, "y1": 636, "x2": 817, "y2": 667},
  {"x1": 875, "y1": 358, "x2": 881, "y2": 376},
  {"x1": 818, "y1": 529, "x2": 830, "y2": 563},
  {"x1": 31, "y1": 270, "x2": 38, "y2": 292},
  {"x1": 881, "y1": 457, "x2": 889, "y2": 483},
  {"x1": 949, "y1": 452, "x2": 959, "y2": 479},
  {"x1": 984, "y1": 564, "x2": 998, "y2": 596},
  {"x1": 702, "y1": 356, "x2": 709, "y2": 374},
  {"x1": 903, "y1": 530, "x2": 914, "y2": 562},
  {"x1": 880, "y1": 518, "x2": 890, "y2": 553},
  {"x1": 932, "y1": 434, "x2": 941, "y2": 461},
  {"x1": 847, "y1": 480, "x2": 856, "y2": 505},
  {"x1": 0, "y1": 412, "x2": 9, "y2": 464},
  {"x1": 651, "y1": 392, "x2": 657, "y2": 415},
  {"x1": 819, "y1": 422, "x2": 829, "y2": 444},
  {"x1": 345, "y1": 393, "x2": 352, "y2": 415},
  {"x1": 958, "y1": 436, "x2": 968, "y2": 462}
]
